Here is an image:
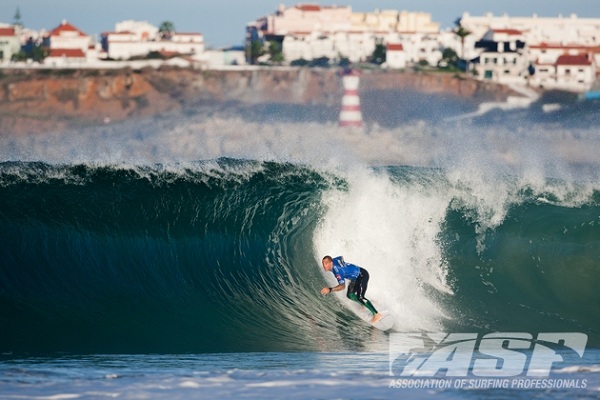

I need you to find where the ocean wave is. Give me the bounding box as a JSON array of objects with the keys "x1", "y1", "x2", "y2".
[{"x1": 0, "y1": 160, "x2": 598, "y2": 353}]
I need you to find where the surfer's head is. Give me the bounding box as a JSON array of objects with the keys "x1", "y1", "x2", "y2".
[{"x1": 322, "y1": 255, "x2": 333, "y2": 271}]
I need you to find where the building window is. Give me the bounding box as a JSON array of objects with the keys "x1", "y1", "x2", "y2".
[
  {"x1": 565, "y1": 68, "x2": 571, "y2": 75},
  {"x1": 504, "y1": 69, "x2": 510, "y2": 74}
]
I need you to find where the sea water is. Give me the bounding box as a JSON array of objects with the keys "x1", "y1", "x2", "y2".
[
  {"x1": 0, "y1": 109, "x2": 599, "y2": 399},
  {"x1": 1, "y1": 351, "x2": 599, "y2": 399}
]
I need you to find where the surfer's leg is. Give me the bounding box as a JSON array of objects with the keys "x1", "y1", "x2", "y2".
[
  {"x1": 348, "y1": 272, "x2": 378, "y2": 315},
  {"x1": 358, "y1": 269, "x2": 378, "y2": 315},
  {"x1": 357, "y1": 268, "x2": 369, "y2": 299}
]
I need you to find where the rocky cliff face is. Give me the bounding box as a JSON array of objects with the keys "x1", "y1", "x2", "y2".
[{"x1": 0, "y1": 67, "x2": 514, "y2": 134}]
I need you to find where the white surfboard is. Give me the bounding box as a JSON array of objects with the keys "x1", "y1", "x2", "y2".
[
  {"x1": 371, "y1": 312, "x2": 394, "y2": 331},
  {"x1": 348, "y1": 302, "x2": 394, "y2": 331}
]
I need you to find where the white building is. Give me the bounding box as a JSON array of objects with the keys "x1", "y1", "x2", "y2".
[
  {"x1": 0, "y1": 25, "x2": 21, "y2": 62},
  {"x1": 45, "y1": 48, "x2": 87, "y2": 66},
  {"x1": 115, "y1": 20, "x2": 159, "y2": 41},
  {"x1": 259, "y1": 4, "x2": 352, "y2": 35},
  {"x1": 385, "y1": 43, "x2": 406, "y2": 69},
  {"x1": 459, "y1": 12, "x2": 600, "y2": 48},
  {"x1": 249, "y1": 4, "x2": 441, "y2": 65},
  {"x1": 39, "y1": 20, "x2": 92, "y2": 66},
  {"x1": 471, "y1": 29, "x2": 528, "y2": 84},
  {"x1": 351, "y1": 10, "x2": 439, "y2": 34},
  {"x1": 203, "y1": 48, "x2": 246, "y2": 67},
  {"x1": 44, "y1": 20, "x2": 91, "y2": 53},
  {"x1": 281, "y1": 30, "x2": 377, "y2": 63},
  {"x1": 530, "y1": 54, "x2": 596, "y2": 92},
  {"x1": 458, "y1": 12, "x2": 600, "y2": 92},
  {"x1": 102, "y1": 21, "x2": 204, "y2": 61}
]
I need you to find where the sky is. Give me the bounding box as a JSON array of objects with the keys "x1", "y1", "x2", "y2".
[{"x1": 0, "y1": 1, "x2": 598, "y2": 48}]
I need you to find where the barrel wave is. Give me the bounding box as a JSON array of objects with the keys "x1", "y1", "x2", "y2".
[{"x1": 0, "y1": 159, "x2": 599, "y2": 354}]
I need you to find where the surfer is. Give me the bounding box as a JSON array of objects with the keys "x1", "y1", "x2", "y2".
[{"x1": 320, "y1": 255, "x2": 382, "y2": 323}]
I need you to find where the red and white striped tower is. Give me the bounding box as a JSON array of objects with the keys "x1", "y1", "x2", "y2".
[{"x1": 339, "y1": 71, "x2": 363, "y2": 128}]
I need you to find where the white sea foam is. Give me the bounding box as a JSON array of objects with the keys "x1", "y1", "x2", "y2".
[
  {"x1": 314, "y1": 166, "x2": 453, "y2": 332},
  {"x1": 1, "y1": 115, "x2": 598, "y2": 174}
]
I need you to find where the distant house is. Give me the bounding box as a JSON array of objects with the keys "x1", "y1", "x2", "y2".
[
  {"x1": 101, "y1": 21, "x2": 204, "y2": 61},
  {"x1": 44, "y1": 20, "x2": 91, "y2": 53},
  {"x1": 0, "y1": 25, "x2": 21, "y2": 62},
  {"x1": 471, "y1": 28, "x2": 527, "y2": 83},
  {"x1": 385, "y1": 43, "x2": 406, "y2": 68},
  {"x1": 42, "y1": 20, "x2": 91, "y2": 66},
  {"x1": 204, "y1": 48, "x2": 246, "y2": 67},
  {"x1": 530, "y1": 53, "x2": 596, "y2": 92},
  {"x1": 45, "y1": 48, "x2": 87, "y2": 66}
]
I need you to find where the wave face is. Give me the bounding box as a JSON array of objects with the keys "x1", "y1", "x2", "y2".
[{"x1": 1, "y1": 159, "x2": 598, "y2": 354}]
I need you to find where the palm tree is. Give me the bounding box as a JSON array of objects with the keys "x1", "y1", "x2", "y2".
[
  {"x1": 158, "y1": 21, "x2": 175, "y2": 40},
  {"x1": 453, "y1": 19, "x2": 472, "y2": 61}
]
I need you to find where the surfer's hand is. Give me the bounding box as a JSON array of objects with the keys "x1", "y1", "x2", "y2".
[{"x1": 320, "y1": 287, "x2": 331, "y2": 296}]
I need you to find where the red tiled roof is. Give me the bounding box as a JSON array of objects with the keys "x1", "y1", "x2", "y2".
[
  {"x1": 296, "y1": 4, "x2": 321, "y2": 12},
  {"x1": 492, "y1": 29, "x2": 523, "y2": 35},
  {"x1": 530, "y1": 42, "x2": 590, "y2": 50},
  {"x1": 0, "y1": 27, "x2": 16, "y2": 36},
  {"x1": 387, "y1": 43, "x2": 404, "y2": 51},
  {"x1": 556, "y1": 54, "x2": 592, "y2": 66},
  {"x1": 48, "y1": 21, "x2": 87, "y2": 37},
  {"x1": 48, "y1": 48, "x2": 86, "y2": 58}
]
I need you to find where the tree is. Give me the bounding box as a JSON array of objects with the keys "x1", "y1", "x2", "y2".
[
  {"x1": 440, "y1": 48, "x2": 458, "y2": 69},
  {"x1": 246, "y1": 39, "x2": 264, "y2": 65},
  {"x1": 290, "y1": 58, "x2": 309, "y2": 67},
  {"x1": 158, "y1": 21, "x2": 175, "y2": 39},
  {"x1": 453, "y1": 19, "x2": 472, "y2": 61},
  {"x1": 338, "y1": 56, "x2": 350, "y2": 68},
  {"x1": 370, "y1": 39, "x2": 386, "y2": 65},
  {"x1": 13, "y1": 7, "x2": 23, "y2": 28},
  {"x1": 267, "y1": 40, "x2": 284, "y2": 64},
  {"x1": 309, "y1": 56, "x2": 329, "y2": 68},
  {"x1": 12, "y1": 41, "x2": 48, "y2": 62}
]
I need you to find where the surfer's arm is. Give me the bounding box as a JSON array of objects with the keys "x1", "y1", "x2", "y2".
[{"x1": 320, "y1": 283, "x2": 344, "y2": 296}]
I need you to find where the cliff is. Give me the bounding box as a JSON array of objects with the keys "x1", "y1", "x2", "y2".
[{"x1": 0, "y1": 67, "x2": 516, "y2": 134}]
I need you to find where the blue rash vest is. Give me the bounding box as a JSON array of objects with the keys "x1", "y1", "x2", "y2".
[{"x1": 331, "y1": 256, "x2": 360, "y2": 285}]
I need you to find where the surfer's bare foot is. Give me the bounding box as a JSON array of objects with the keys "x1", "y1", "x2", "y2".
[{"x1": 371, "y1": 313, "x2": 382, "y2": 323}]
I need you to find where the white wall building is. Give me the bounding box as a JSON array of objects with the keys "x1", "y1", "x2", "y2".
[
  {"x1": 203, "y1": 48, "x2": 246, "y2": 67},
  {"x1": 260, "y1": 4, "x2": 352, "y2": 35},
  {"x1": 460, "y1": 12, "x2": 600, "y2": 47},
  {"x1": 385, "y1": 43, "x2": 406, "y2": 69},
  {"x1": 458, "y1": 12, "x2": 600, "y2": 92},
  {"x1": 45, "y1": 20, "x2": 91, "y2": 53},
  {"x1": 250, "y1": 4, "x2": 441, "y2": 65},
  {"x1": 102, "y1": 21, "x2": 204, "y2": 60},
  {"x1": 0, "y1": 25, "x2": 21, "y2": 62},
  {"x1": 530, "y1": 54, "x2": 595, "y2": 92},
  {"x1": 115, "y1": 20, "x2": 159, "y2": 41},
  {"x1": 471, "y1": 29, "x2": 528, "y2": 84}
]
